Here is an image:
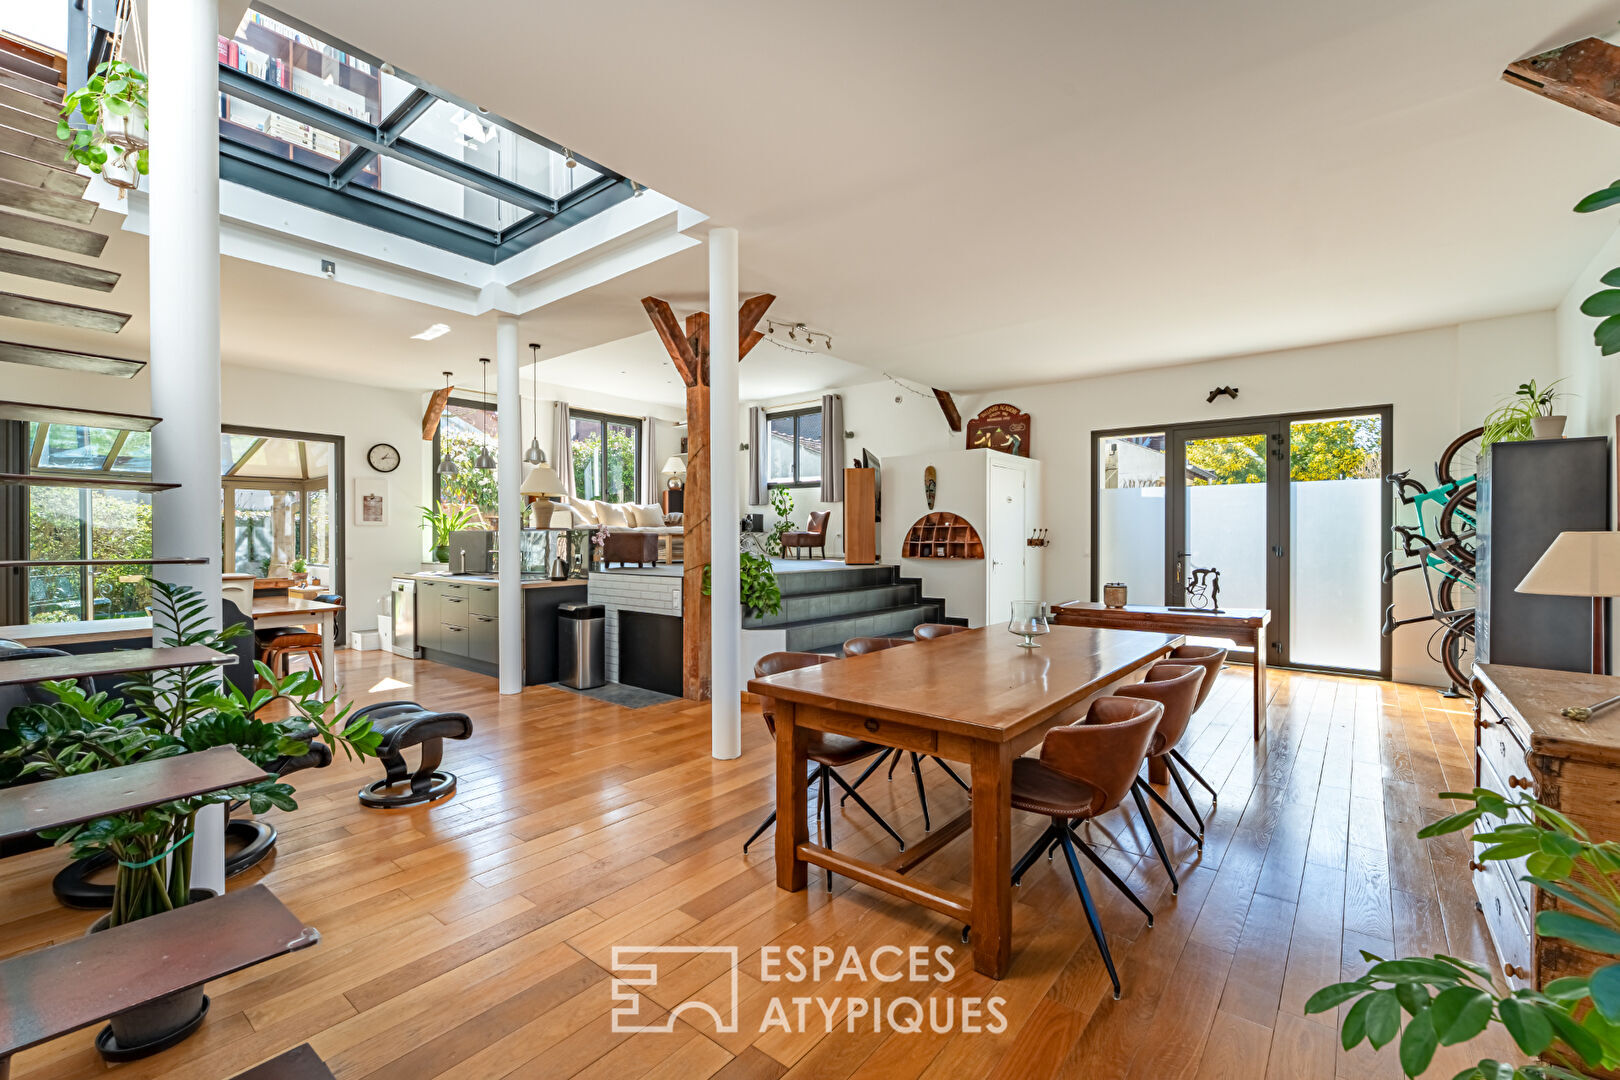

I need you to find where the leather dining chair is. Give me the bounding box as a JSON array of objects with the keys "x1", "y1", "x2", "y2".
[
  {"x1": 1159, "y1": 645, "x2": 1227, "y2": 806},
  {"x1": 1008, "y1": 695, "x2": 1165, "y2": 999},
  {"x1": 912, "y1": 623, "x2": 968, "y2": 641},
  {"x1": 1113, "y1": 662, "x2": 1209, "y2": 872},
  {"x1": 258, "y1": 593, "x2": 341, "y2": 682},
  {"x1": 839, "y1": 636, "x2": 970, "y2": 831},
  {"x1": 744, "y1": 651, "x2": 905, "y2": 888},
  {"x1": 781, "y1": 510, "x2": 830, "y2": 559}
]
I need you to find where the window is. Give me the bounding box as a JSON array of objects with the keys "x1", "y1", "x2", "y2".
[
  {"x1": 569, "y1": 411, "x2": 640, "y2": 503},
  {"x1": 767, "y1": 407, "x2": 822, "y2": 487},
  {"x1": 221, "y1": 431, "x2": 339, "y2": 577},
  {"x1": 431, "y1": 399, "x2": 498, "y2": 519}
]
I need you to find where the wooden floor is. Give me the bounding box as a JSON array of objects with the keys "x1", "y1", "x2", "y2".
[{"x1": 0, "y1": 652, "x2": 1522, "y2": 1079}]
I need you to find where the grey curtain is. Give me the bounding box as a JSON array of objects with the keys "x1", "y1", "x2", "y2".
[
  {"x1": 748, "y1": 405, "x2": 768, "y2": 506},
  {"x1": 641, "y1": 415, "x2": 658, "y2": 503},
  {"x1": 552, "y1": 400, "x2": 573, "y2": 495},
  {"x1": 820, "y1": 393, "x2": 845, "y2": 502}
]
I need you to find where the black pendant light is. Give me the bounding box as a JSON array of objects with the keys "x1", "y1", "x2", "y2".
[
  {"x1": 524, "y1": 342, "x2": 546, "y2": 465},
  {"x1": 434, "y1": 371, "x2": 459, "y2": 477},
  {"x1": 474, "y1": 358, "x2": 496, "y2": 470}
]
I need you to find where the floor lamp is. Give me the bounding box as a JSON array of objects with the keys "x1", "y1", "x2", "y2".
[{"x1": 1516, "y1": 530, "x2": 1620, "y2": 718}]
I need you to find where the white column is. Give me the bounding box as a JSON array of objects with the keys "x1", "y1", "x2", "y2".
[
  {"x1": 149, "y1": 0, "x2": 225, "y2": 896},
  {"x1": 709, "y1": 228, "x2": 741, "y2": 758},
  {"x1": 496, "y1": 316, "x2": 523, "y2": 695}
]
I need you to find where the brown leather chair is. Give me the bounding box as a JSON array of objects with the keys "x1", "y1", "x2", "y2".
[
  {"x1": 781, "y1": 510, "x2": 830, "y2": 559},
  {"x1": 1008, "y1": 695, "x2": 1164, "y2": 999},
  {"x1": 839, "y1": 636, "x2": 970, "y2": 831},
  {"x1": 744, "y1": 651, "x2": 904, "y2": 887},
  {"x1": 1162, "y1": 645, "x2": 1227, "y2": 804},
  {"x1": 912, "y1": 623, "x2": 968, "y2": 641},
  {"x1": 258, "y1": 592, "x2": 341, "y2": 683},
  {"x1": 1114, "y1": 662, "x2": 1209, "y2": 861},
  {"x1": 602, "y1": 530, "x2": 658, "y2": 568}
]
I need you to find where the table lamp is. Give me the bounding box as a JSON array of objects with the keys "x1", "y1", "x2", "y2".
[
  {"x1": 662, "y1": 456, "x2": 687, "y2": 490},
  {"x1": 520, "y1": 464, "x2": 570, "y2": 528},
  {"x1": 1516, "y1": 530, "x2": 1620, "y2": 719}
]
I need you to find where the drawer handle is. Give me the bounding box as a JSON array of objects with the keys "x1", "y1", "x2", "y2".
[
  {"x1": 1504, "y1": 963, "x2": 1530, "y2": 980},
  {"x1": 1469, "y1": 860, "x2": 1487, "y2": 873},
  {"x1": 864, "y1": 719, "x2": 879, "y2": 733},
  {"x1": 1508, "y1": 775, "x2": 1532, "y2": 791}
]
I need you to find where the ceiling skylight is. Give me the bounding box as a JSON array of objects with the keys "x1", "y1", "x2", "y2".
[{"x1": 216, "y1": 6, "x2": 636, "y2": 263}]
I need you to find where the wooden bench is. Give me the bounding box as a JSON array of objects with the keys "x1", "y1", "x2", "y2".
[{"x1": 0, "y1": 885, "x2": 319, "y2": 1078}]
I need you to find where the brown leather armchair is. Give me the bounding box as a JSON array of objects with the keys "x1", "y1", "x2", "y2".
[
  {"x1": 1008, "y1": 695, "x2": 1164, "y2": 999},
  {"x1": 744, "y1": 651, "x2": 904, "y2": 887},
  {"x1": 602, "y1": 530, "x2": 658, "y2": 568},
  {"x1": 912, "y1": 623, "x2": 968, "y2": 641},
  {"x1": 781, "y1": 510, "x2": 830, "y2": 559},
  {"x1": 1113, "y1": 662, "x2": 1209, "y2": 866}
]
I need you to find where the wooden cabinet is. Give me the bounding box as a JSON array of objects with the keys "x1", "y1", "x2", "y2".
[
  {"x1": 1473, "y1": 664, "x2": 1620, "y2": 1001},
  {"x1": 844, "y1": 467, "x2": 876, "y2": 565}
]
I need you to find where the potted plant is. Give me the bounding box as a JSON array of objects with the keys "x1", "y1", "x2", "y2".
[
  {"x1": 768, "y1": 486, "x2": 795, "y2": 557},
  {"x1": 702, "y1": 530, "x2": 784, "y2": 617},
  {"x1": 57, "y1": 60, "x2": 149, "y2": 187},
  {"x1": 420, "y1": 504, "x2": 474, "y2": 564},
  {"x1": 0, "y1": 580, "x2": 378, "y2": 1056},
  {"x1": 1483, "y1": 379, "x2": 1569, "y2": 446},
  {"x1": 1308, "y1": 787, "x2": 1620, "y2": 1078},
  {"x1": 290, "y1": 557, "x2": 308, "y2": 583}
]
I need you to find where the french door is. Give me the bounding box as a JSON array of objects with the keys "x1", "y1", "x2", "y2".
[{"x1": 1094, "y1": 406, "x2": 1392, "y2": 678}]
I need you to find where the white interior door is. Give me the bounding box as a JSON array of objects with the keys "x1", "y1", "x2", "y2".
[{"x1": 988, "y1": 464, "x2": 1025, "y2": 624}]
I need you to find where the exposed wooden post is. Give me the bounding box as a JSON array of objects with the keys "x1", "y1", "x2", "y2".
[
  {"x1": 932, "y1": 389, "x2": 962, "y2": 432},
  {"x1": 1504, "y1": 37, "x2": 1620, "y2": 127}
]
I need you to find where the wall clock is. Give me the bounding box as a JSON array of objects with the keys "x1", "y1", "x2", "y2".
[{"x1": 367, "y1": 443, "x2": 401, "y2": 473}]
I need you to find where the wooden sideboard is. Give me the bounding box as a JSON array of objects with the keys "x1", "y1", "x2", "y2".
[{"x1": 1472, "y1": 663, "x2": 1620, "y2": 996}]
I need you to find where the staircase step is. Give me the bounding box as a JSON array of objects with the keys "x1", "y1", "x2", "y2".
[
  {"x1": 0, "y1": 207, "x2": 106, "y2": 256},
  {"x1": 0, "y1": 149, "x2": 85, "y2": 197},
  {"x1": 0, "y1": 176, "x2": 94, "y2": 224},
  {"x1": 0, "y1": 83, "x2": 62, "y2": 123},
  {"x1": 0, "y1": 122, "x2": 68, "y2": 169},
  {"x1": 0, "y1": 100, "x2": 58, "y2": 141},
  {"x1": 0, "y1": 47, "x2": 60, "y2": 90},
  {"x1": 781, "y1": 603, "x2": 944, "y2": 652},
  {"x1": 745, "y1": 583, "x2": 922, "y2": 629},
  {"x1": 0, "y1": 67, "x2": 62, "y2": 105},
  {"x1": 0, "y1": 338, "x2": 142, "y2": 376},
  {"x1": 0, "y1": 247, "x2": 119, "y2": 291},
  {"x1": 775, "y1": 564, "x2": 899, "y2": 597},
  {"x1": 0, "y1": 291, "x2": 129, "y2": 332}
]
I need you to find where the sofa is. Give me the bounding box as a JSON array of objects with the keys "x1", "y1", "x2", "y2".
[{"x1": 561, "y1": 496, "x2": 685, "y2": 564}]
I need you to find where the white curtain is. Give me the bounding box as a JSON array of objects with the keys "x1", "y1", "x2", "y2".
[
  {"x1": 748, "y1": 406, "x2": 768, "y2": 506},
  {"x1": 641, "y1": 415, "x2": 658, "y2": 503},
  {"x1": 551, "y1": 400, "x2": 573, "y2": 495},
  {"x1": 820, "y1": 393, "x2": 845, "y2": 502}
]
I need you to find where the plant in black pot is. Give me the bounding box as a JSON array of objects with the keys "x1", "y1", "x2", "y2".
[{"x1": 0, "y1": 580, "x2": 379, "y2": 1059}]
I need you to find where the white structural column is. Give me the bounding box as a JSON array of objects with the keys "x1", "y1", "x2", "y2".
[
  {"x1": 496, "y1": 316, "x2": 523, "y2": 695},
  {"x1": 148, "y1": 0, "x2": 226, "y2": 896},
  {"x1": 709, "y1": 228, "x2": 741, "y2": 758}
]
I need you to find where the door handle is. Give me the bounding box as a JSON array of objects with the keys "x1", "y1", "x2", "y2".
[{"x1": 1272, "y1": 545, "x2": 1284, "y2": 558}]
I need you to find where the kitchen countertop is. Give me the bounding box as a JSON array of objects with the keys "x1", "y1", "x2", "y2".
[{"x1": 400, "y1": 571, "x2": 585, "y2": 590}]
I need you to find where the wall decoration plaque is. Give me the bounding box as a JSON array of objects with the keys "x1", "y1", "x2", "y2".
[{"x1": 966, "y1": 403, "x2": 1031, "y2": 457}]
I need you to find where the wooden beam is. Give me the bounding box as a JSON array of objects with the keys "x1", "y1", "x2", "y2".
[
  {"x1": 738, "y1": 293, "x2": 775, "y2": 343},
  {"x1": 1504, "y1": 37, "x2": 1620, "y2": 127},
  {"x1": 683, "y1": 378, "x2": 712, "y2": 700},
  {"x1": 686, "y1": 311, "x2": 709, "y2": 387},
  {"x1": 0, "y1": 246, "x2": 120, "y2": 292},
  {"x1": 739, "y1": 329, "x2": 765, "y2": 360},
  {"x1": 0, "y1": 290, "x2": 128, "y2": 332},
  {"x1": 422, "y1": 385, "x2": 453, "y2": 441},
  {"x1": 933, "y1": 389, "x2": 963, "y2": 432},
  {"x1": 643, "y1": 296, "x2": 698, "y2": 386}
]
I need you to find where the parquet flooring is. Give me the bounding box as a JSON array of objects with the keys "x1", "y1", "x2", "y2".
[{"x1": 0, "y1": 652, "x2": 1522, "y2": 1078}]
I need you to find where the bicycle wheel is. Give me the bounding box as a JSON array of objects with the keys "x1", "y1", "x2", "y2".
[
  {"x1": 1436, "y1": 427, "x2": 1483, "y2": 487},
  {"x1": 1436, "y1": 481, "x2": 1477, "y2": 570},
  {"x1": 1441, "y1": 616, "x2": 1476, "y2": 693},
  {"x1": 1436, "y1": 573, "x2": 1476, "y2": 618}
]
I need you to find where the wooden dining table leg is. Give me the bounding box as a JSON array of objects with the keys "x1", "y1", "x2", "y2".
[
  {"x1": 775, "y1": 701, "x2": 809, "y2": 892},
  {"x1": 1251, "y1": 628, "x2": 1266, "y2": 741},
  {"x1": 969, "y1": 738, "x2": 1013, "y2": 978},
  {"x1": 320, "y1": 611, "x2": 337, "y2": 699}
]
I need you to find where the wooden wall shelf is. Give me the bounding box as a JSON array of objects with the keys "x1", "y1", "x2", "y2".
[{"x1": 902, "y1": 512, "x2": 983, "y2": 560}]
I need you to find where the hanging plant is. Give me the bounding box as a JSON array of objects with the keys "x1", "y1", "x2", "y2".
[{"x1": 57, "y1": 60, "x2": 150, "y2": 178}]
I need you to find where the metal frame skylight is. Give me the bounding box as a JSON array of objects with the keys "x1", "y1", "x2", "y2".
[{"x1": 216, "y1": 6, "x2": 634, "y2": 263}]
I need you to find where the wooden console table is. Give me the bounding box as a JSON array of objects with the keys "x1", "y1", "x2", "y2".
[{"x1": 1052, "y1": 602, "x2": 1271, "y2": 739}]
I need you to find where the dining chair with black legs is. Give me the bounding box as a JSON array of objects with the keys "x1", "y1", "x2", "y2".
[
  {"x1": 743, "y1": 651, "x2": 905, "y2": 888},
  {"x1": 1007, "y1": 695, "x2": 1165, "y2": 999},
  {"x1": 1114, "y1": 661, "x2": 1209, "y2": 860},
  {"x1": 1159, "y1": 644, "x2": 1228, "y2": 806},
  {"x1": 838, "y1": 636, "x2": 970, "y2": 831}
]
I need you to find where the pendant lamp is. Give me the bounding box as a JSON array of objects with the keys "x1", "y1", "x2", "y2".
[
  {"x1": 474, "y1": 358, "x2": 496, "y2": 470},
  {"x1": 524, "y1": 342, "x2": 546, "y2": 465},
  {"x1": 434, "y1": 371, "x2": 459, "y2": 477}
]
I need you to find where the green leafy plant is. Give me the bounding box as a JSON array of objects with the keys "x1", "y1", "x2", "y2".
[
  {"x1": 702, "y1": 532, "x2": 783, "y2": 617},
  {"x1": 420, "y1": 504, "x2": 475, "y2": 562},
  {"x1": 767, "y1": 486, "x2": 795, "y2": 557},
  {"x1": 1482, "y1": 379, "x2": 1568, "y2": 447},
  {"x1": 291, "y1": 557, "x2": 307, "y2": 574},
  {"x1": 1306, "y1": 787, "x2": 1620, "y2": 1078},
  {"x1": 0, "y1": 580, "x2": 379, "y2": 927},
  {"x1": 57, "y1": 59, "x2": 149, "y2": 176}
]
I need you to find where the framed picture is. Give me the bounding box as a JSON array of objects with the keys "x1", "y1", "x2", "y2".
[{"x1": 354, "y1": 477, "x2": 388, "y2": 526}]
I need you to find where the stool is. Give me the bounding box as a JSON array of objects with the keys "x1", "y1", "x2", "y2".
[{"x1": 353, "y1": 701, "x2": 473, "y2": 808}]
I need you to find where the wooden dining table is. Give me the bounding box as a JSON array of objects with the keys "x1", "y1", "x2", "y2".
[
  {"x1": 252, "y1": 595, "x2": 342, "y2": 699},
  {"x1": 747, "y1": 624, "x2": 1182, "y2": 979}
]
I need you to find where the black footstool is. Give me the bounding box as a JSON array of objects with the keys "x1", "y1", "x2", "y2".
[{"x1": 354, "y1": 701, "x2": 473, "y2": 809}]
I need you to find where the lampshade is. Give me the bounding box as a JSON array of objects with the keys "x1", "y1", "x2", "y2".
[
  {"x1": 1516, "y1": 531, "x2": 1620, "y2": 597},
  {"x1": 662, "y1": 456, "x2": 687, "y2": 476},
  {"x1": 520, "y1": 464, "x2": 567, "y2": 496}
]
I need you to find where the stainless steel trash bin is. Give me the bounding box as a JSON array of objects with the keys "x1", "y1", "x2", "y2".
[{"x1": 558, "y1": 602, "x2": 605, "y2": 690}]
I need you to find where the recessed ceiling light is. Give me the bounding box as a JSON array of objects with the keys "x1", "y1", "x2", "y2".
[{"x1": 411, "y1": 323, "x2": 451, "y2": 341}]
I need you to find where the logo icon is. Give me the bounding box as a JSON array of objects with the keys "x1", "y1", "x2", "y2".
[{"x1": 610, "y1": 945, "x2": 740, "y2": 1033}]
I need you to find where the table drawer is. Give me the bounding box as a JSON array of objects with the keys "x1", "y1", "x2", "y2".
[
  {"x1": 1477, "y1": 750, "x2": 1533, "y2": 918},
  {"x1": 1478, "y1": 697, "x2": 1534, "y2": 799},
  {"x1": 470, "y1": 585, "x2": 497, "y2": 618},
  {"x1": 1475, "y1": 852, "x2": 1533, "y2": 989},
  {"x1": 796, "y1": 706, "x2": 938, "y2": 755}
]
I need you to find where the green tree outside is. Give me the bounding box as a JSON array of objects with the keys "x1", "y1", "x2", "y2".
[
  {"x1": 570, "y1": 427, "x2": 637, "y2": 503},
  {"x1": 1184, "y1": 417, "x2": 1380, "y2": 486}
]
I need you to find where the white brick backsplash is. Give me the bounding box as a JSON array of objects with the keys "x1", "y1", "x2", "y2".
[{"x1": 589, "y1": 572, "x2": 683, "y2": 681}]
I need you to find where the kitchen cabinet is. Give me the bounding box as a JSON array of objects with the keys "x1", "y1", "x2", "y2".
[{"x1": 469, "y1": 612, "x2": 497, "y2": 664}]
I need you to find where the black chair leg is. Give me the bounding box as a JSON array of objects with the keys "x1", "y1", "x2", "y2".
[
  {"x1": 828, "y1": 767, "x2": 905, "y2": 851},
  {"x1": 1163, "y1": 756, "x2": 1206, "y2": 837},
  {"x1": 820, "y1": 768, "x2": 833, "y2": 889},
  {"x1": 1169, "y1": 748, "x2": 1219, "y2": 805},
  {"x1": 1011, "y1": 821, "x2": 1057, "y2": 886},
  {"x1": 888, "y1": 751, "x2": 901, "y2": 780},
  {"x1": 1057, "y1": 826, "x2": 1122, "y2": 999},
  {"x1": 742, "y1": 809, "x2": 776, "y2": 854},
  {"x1": 1071, "y1": 830, "x2": 1154, "y2": 927},
  {"x1": 840, "y1": 748, "x2": 893, "y2": 805},
  {"x1": 1139, "y1": 775, "x2": 1203, "y2": 849},
  {"x1": 910, "y1": 752, "x2": 931, "y2": 832},
  {"x1": 1131, "y1": 783, "x2": 1180, "y2": 895},
  {"x1": 932, "y1": 757, "x2": 971, "y2": 792}
]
